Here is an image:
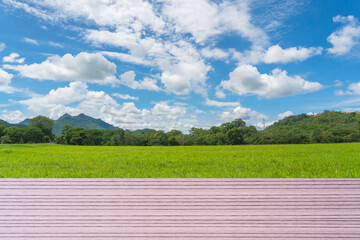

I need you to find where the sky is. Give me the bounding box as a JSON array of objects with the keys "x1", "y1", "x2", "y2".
[{"x1": 1, "y1": 0, "x2": 360, "y2": 132}]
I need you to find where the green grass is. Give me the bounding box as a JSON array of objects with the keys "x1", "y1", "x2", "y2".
[{"x1": 0, "y1": 143, "x2": 359, "y2": 178}]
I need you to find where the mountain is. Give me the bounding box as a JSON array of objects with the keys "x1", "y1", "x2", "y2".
[
  {"x1": 19, "y1": 118, "x2": 30, "y2": 125},
  {"x1": 15, "y1": 113, "x2": 117, "y2": 136},
  {"x1": 0, "y1": 119, "x2": 26, "y2": 128},
  {"x1": 259, "y1": 111, "x2": 360, "y2": 144},
  {"x1": 266, "y1": 111, "x2": 359, "y2": 132},
  {"x1": 52, "y1": 114, "x2": 117, "y2": 136}
]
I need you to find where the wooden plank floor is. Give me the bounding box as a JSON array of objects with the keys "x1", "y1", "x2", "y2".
[{"x1": 0, "y1": 179, "x2": 359, "y2": 239}]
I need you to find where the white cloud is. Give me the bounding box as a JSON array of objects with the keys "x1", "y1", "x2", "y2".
[
  {"x1": 215, "y1": 87, "x2": 226, "y2": 99},
  {"x1": 49, "y1": 41, "x2": 63, "y2": 48},
  {"x1": 101, "y1": 102, "x2": 195, "y2": 132},
  {"x1": 4, "y1": 52, "x2": 119, "y2": 85},
  {"x1": 334, "y1": 80, "x2": 343, "y2": 87},
  {"x1": 0, "y1": 110, "x2": 26, "y2": 123},
  {"x1": 101, "y1": 51, "x2": 153, "y2": 66},
  {"x1": 220, "y1": 64, "x2": 322, "y2": 98},
  {"x1": 256, "y1": 120, "x2": 276, "y2": 129},
  {"x1": 263, "y1": 45, "x2": 323, "y2": 64},
  {"x1": 87, "y1": 30, "x2": 210, "y2": 95},
  {"x1": 0, "y1": 68, "x2": 13, "y2": 86},
  {"x1": 327, "y1": 15, "x2": 360, "y2": 55},
  {"x1": 19, "y1": 82, "x2": 197, "y2": 132},
  {"x1": 220, "y1": 105, "x2": 268, "y2": 123},
  {"x1": 348, "y1": 82, "x2": 360, "y2": 95},
  {"x1": 119, "y1": 71, "x2": 161, "y2": 91},
  {"x1": 205, "y1": 98, "x2": 239, "y2": 107},
  {"x1": 3, "y1": 53, "x2": 25, "y2": 63},
  {"x1": 3, "y1": 0, "x2": 55, "y2": 21},
  {"x1": 0, "y1": 43, "x2": 5, "y2": 51},
  {"x1": 278, "y1": 110, "x2": 293, "y2": 120},
  {"x1": 24, "y1": 37, "x2": 39, "y2": 45},
  {"x1": 201, "y1": 47, "x2": 230, "y2": 60},
  {"x1": 231, "y1": 44, "x2": 323, "y2": 65},
  {"x1": 22, "y1": 0, "x2": 165, "y2": 32},
  {"x1": 336, "y1": 81, "x2": 360, "y2": 96},
  {"x1": 152, "y1": 102, "x2": 186, "y2": 117},
  {"x1": 19, "y1": 82, "x2": 118, "y2": 119},
  {"x1": 162, "y1": 0, "x2": 268, "y2": 47},
  {"x1": 160, "y1": 60, "x2": 210, "y2": 95},
  {"x1": 5, "y1": 0, "x2": 269, "y2": 96},
  {"x1": 0, "y1": 68, "x2": 17, "y2": 94},
  {"x1": 112, "y1": 93, "x2": 139, "y2": 101},
  {"x1": 335, "y1": 89, "x2": 347, "y2": 96},
  {"x1": 256, "y1": 110, "x2": 294, "y2": 129}
]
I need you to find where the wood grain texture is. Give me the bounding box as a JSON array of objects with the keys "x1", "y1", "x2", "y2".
[{"x1": 0, "y1": 179, "x2": 359, "y2": 239}]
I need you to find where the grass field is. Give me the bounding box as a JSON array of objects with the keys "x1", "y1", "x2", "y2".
[{"x1": 0, "y1": 143, "x2": 359, "y2": 178}]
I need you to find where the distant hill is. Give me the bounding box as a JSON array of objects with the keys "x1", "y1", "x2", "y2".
[
  {"x1": 52, "y1": 114, "x2": 118, "y2": 136},
  {"x1": 129, "y1": 128, "x2": 152, "y2": 133},
  {"x1": 266, "y1": 111, "x2": 359, "y2": 132},
  {"x1": 16, "y1": 113, "x2": 118, "y2": 136},
  {"x1": 0, "y1": 119, "x2": 26, "y2": 128},
  {"x1": 19, "y1": 118, "x2": 30, "y2": 125}
]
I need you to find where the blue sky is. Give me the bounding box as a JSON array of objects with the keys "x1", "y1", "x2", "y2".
[{"x1": 1, "y1": 0, "x2": 360, "y2": 131}]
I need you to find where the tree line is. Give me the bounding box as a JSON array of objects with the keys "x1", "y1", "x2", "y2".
[{"x1": 1, "y1": 111, "x2": 360, "y2": 146}]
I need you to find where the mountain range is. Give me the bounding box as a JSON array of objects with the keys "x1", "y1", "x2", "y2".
[{"x1": 14, "y1": 113, "x2": 117, "y2": 136}]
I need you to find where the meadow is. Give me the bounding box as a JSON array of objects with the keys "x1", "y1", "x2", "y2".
[{"x1": 0, "y1": 143, "x2": 359, "y2": 178}]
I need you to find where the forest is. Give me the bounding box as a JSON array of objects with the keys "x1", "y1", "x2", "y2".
[{"x1": 1, "y1": 111, "x2": 360, "y2": 146}]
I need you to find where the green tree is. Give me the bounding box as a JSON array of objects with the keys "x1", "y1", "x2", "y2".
[
  {"x1": 61, "y1": 124, "x2": 72, "y2": 136},
  {"x1": 23, "y1": 126, "x2": 44, "y2": 143},
  {"x1": 2, "y1": 127, "x2": 24, "y2": 144},
  {"x1": 1, "y1": 135, "x2": 11, "y2": 144},
  {"x1": 65, "y1": 127, "x2": 85, "y2": 145},
  {"x1": 0, "y1": 123, "x2": 6, "y2": 137},
  {"x1": 226, "y1": 128, "x2": 244, "y2": 145},
  {"x1": 29, "y1": 116, "x2": 55, "y2": 138}
]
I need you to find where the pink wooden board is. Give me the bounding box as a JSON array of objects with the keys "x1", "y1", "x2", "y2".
[{"x1": 0, "y1": 179, "x2": 359, "y2": 239}]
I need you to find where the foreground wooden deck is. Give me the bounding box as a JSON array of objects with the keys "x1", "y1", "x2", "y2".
[{"x1": 0, "y1": 179, "x2": 359, "y2": 239}]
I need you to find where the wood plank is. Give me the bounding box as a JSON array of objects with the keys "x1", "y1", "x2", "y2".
[{"x1": 0, "y1": 179, "x2": 359, "y2": 239}]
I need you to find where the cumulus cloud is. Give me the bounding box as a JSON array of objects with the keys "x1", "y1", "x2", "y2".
[
  {"x1": 0, "y1": 110, "x2": 26, "y2": 123},
  {"x1": 4, "y1": 52, "x2": 119, "y2": 85},
  {"x1": 162, "y1": 0, "x2": 268, "y2": 47},
  {"x1": 19, "y1": 0, "x2": 165, "y2": 32},
  {"x1": 24, "y1": 37, "x2": 39, "y2": 45},
  {"x1": 112, "y1": 93, "x2": 139, "y2": 101},
  {"x1": 0, "y1": 68, "x2": 17, "y2": 94},
  {"x1": 4, "y1": 0, "x2": 270, "y2": 96},
  {"x1": 87, "y1": 29, "x2": 210, "y2": 95},
  {"x1": 3, "y1": 53, "x2": 25, "y2": 63},
  {"x1": 201, "y1": 47, "x2": 230, "y2": 60},
  {"x1": 220, "y1": 105, "x2": 268, "y2": 124},
  {"x1": 19, "y1": 82, "x2": 198, "y2": 132},
  {"x1": 263, "y1": 45, "x2": 323, "y2": 64},
  {"x1": 256, "y1": 110, "x2": 294, "y2": 129},
  {"x1": 119, "y1": 71, "x2": 161, "y2": 91},
  {"x1": 0, "y1": 42, "x2": 5, "y2": 51},
  {"x1": 256, "y1": 120, "x2": 276, "y2": 129},
  {"x1": 278, "y1": 110, "x2": 293, "y2": 120},
  {"x1": 152, "y1": 102, "x2": 186, "y2": 117},
  {"x1": 327, "y1": 15, "x2": 360, "y2": 55},
  {"x1": 335, "y1": 81, "x2": 360, "y2": 96},
  {"x1": 19, "y1": 82, "x2": 119, "y2": 119},
  {"x1": 231, "y1": 44, "x2": 323, "y2": 65},
  {"x1": 220, "y1": 65, "x2": 322, "y2": 98},
  {"x1": 160, "y1": 60, "x2": 210, "y2": 95}
]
